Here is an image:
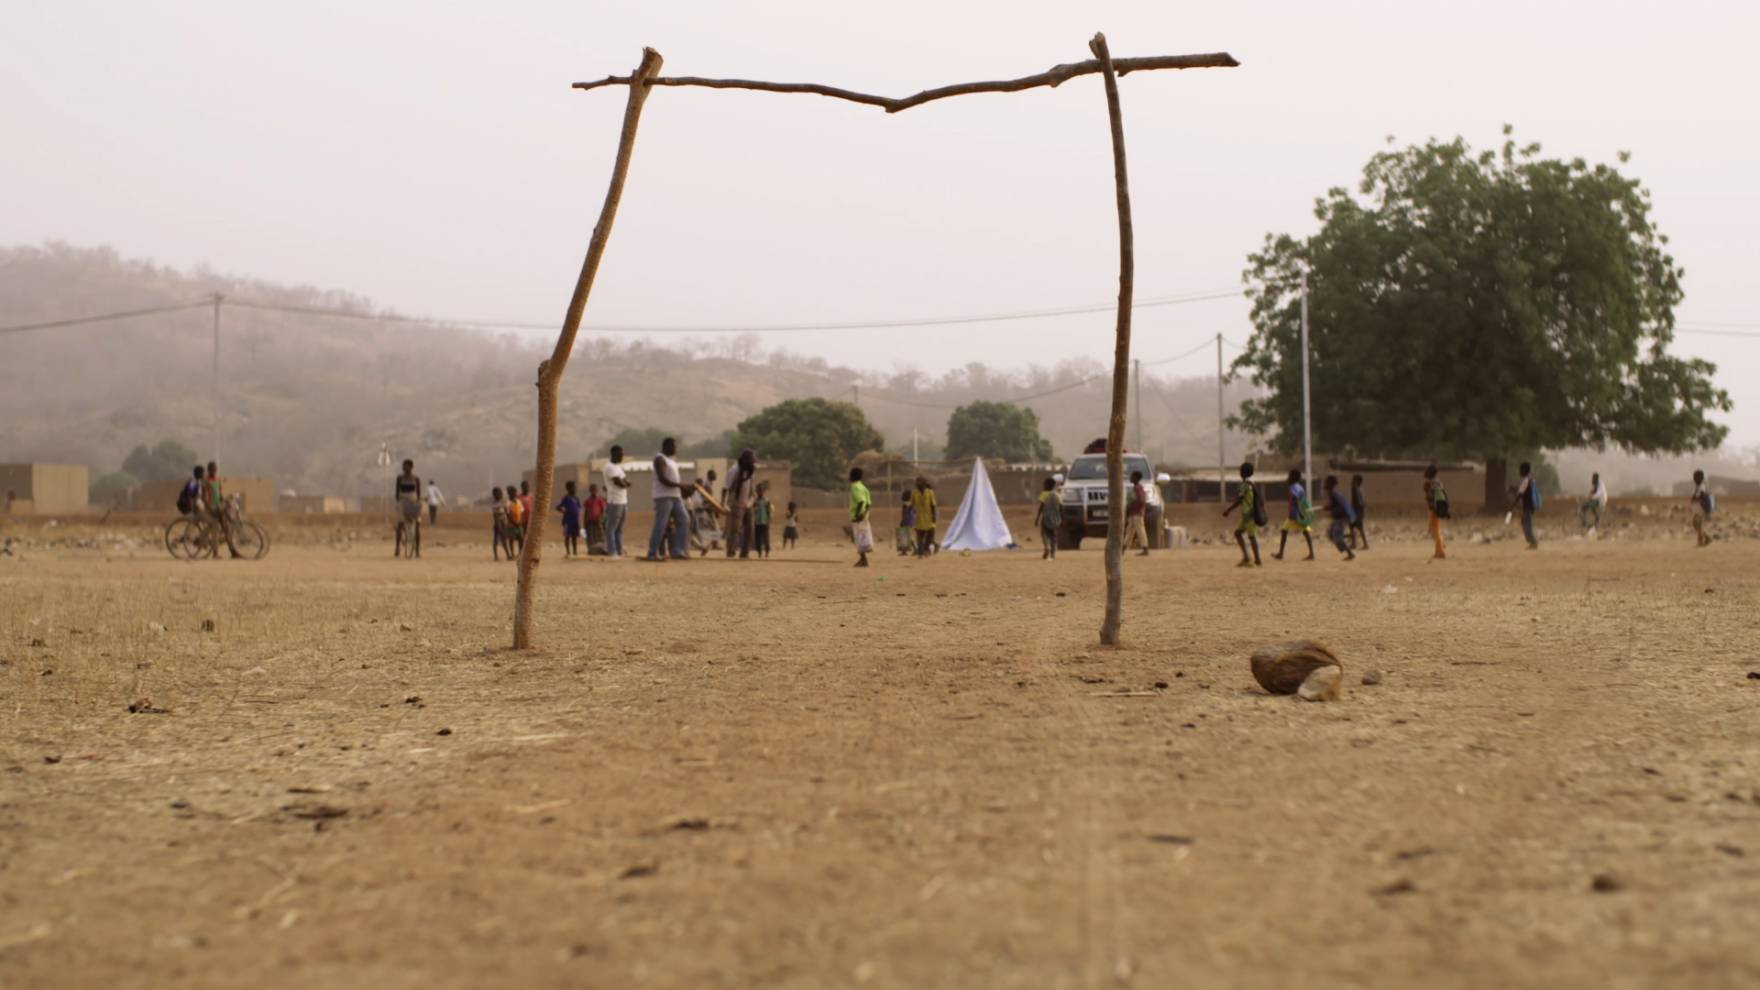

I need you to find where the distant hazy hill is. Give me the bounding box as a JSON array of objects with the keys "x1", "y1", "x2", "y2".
[{"x1": 0, "y1": 243, "x2": 1265, "y2": 496}]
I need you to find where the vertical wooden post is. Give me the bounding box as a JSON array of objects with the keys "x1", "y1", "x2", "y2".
[
  {"x1": 513, "y1": 47, "x2": 664, "y2": 650},
  {"x1": 1091, "y1": 32, "x2": 1134, "y2": 647}
]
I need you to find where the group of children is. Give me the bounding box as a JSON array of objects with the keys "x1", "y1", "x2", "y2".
[
  {"x1": 1223, "y1": 465, "x2": 1379, "y2": 566},
  {"x1": 893, "y1": 477, "x2": 940, "y2": 558}
]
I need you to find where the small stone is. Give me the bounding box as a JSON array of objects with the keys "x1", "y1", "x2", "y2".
[
  {"x1": 436, "y1": 727, "x2": 452, "y2": 736},
  {"x1": 1153, "y1": 681, "x2": 1169, "y2": 690},
  {"x1": 170, "y1": 799, "x2": 191, "y2": 810},
  {"x1": 1715, "y1": 843, "x2": 1744, "y2": 857},
  {"x1": 1371, "y1": 879, "x2": 1416, "y2": 896},
  {"x1": 1591, "y1": 873, "x2": 1623, "y2": 893},
  {"x1": 1361, "y1": 670, "x2": 1384, "y2": 686},
  {"x1": 1298, "y1": 666, "x2": 1343, "y2": 702},
  {"x1": 200, "y1": 619, "x2": 216, "y2": 632},
  {"x1": 1748, "y1": 672, "x2": 1760, "y2": 681},
  {"x1": 148, "y1": 622, "x2": 167, "y2": 634}
]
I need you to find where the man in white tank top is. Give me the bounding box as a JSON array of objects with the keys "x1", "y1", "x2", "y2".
[{"x1": 644, "y1": 437, "x2": 692, "y2": 561}]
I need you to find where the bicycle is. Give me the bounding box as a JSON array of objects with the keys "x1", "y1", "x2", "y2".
[
  {"x1": 394, "y1": 500, "x2": 422, "y2": 559},
  {"x1": 164, "y1": 506, "x2": 270, "y2": 560}
]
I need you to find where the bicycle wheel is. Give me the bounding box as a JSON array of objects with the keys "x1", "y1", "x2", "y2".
[
  {"x1": 234, "y1": 521, "x2": 271, "y2": 560},
  {"x1": 167, "y1": 518, "x2": 208, "y2": 559}
]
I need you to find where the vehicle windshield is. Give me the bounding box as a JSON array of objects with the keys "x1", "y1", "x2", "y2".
[{"x1": 1067, "y1": 456, "x2": 1150, "y2": 481}]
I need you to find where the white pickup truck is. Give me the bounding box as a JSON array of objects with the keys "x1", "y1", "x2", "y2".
[{"x1": 1056, "y1": 452, "x2": 1170, "y2": 550}]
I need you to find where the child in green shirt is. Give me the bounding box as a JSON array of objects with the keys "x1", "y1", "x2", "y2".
[
  {"x1": 1221, "y1": 462, "x2": 1263, "y2": 567},
  {"x1": 849, "y1": 468, "x2": 873, "y2": 568}
]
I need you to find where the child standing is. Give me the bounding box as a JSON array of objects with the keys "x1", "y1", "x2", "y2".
[
  {"x1": 583, "y1": 483, "x2": 607, "y2": 553},
  {"x1": 491, "y1": 486, "x2": 511, "y2": 561},
  {"x1": 1348, "y1": 474, "x2": 1369, "y2": 550},
  {"x1": 1690, "y1": 469, "x2": 1714, "y2": 547},
  {"x1": 910, "y1": 477, "x2": 938, "y2": 558},
  {"x1": 1222, "y1": 462, "x2": 1264, "y2": 567},
  {"x1": 1273, "y1": 468, "x2": 1316, "y2": 561},
  {"x1": 1124, "y1": 470, "x2": 1151, "y2": 556},
  {"x1": 1034, "y1": 477, "x2": 1063, "y2": 559},
  {"x1": 1509, "y1": 462, "x2": 1539, "y2": 550},
  {"x1": 1581, "y1": 473, "x2": 1608, "y2": 533},
  {"x1": 849, "y1": 468, "x2": 873, "y2": 567},
  {"x1": 752, "y1": 482, "x2": 774, "y2": 558},
  {"x1": 782, "y1": 501, "x2": 800, "y2": 550},
  {"x1": 557, "y1": 480, "x2": 583, "y2": 558},
  {"x1": 1423, "y1": 464, "x2": 1449, "y2": 560},
  {"x1": 896, "y1": 489, "x2": 916, "y2": 556},
  {"x1": 1322, "y1": 475, "x2": 1357, "y2": 561},
  {"x1": 505, "y1": 480, "x2": 526, "y2": 558}
]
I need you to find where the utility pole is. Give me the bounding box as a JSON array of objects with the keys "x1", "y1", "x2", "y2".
[
  {"x1": 1216, "y1": 332, "x2": 1225, "y2": 502},
  {"x1": 912, "y1": 427, "x2": 920, "y2": 467},
  {"x1": 851, "y1": 384, "x2": 859, "y2": 408},
  {"x1": 1300, "y1": 268, "x2": 1312, "y2": 485},
  {"x1": 211, "y1": 293, "x2": 223, "y2": 464},
  {"x1": 1132, "y1": 358, "x2": 1142, "y2": 452}
]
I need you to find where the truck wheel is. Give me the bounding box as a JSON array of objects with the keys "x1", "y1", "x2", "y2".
[
  {"x1": 1058, "y1": 525, "x2": 1082, "y2": 551},
  {"x1": 1145, "y1": 508, "x2": 1164, "y2": 549}
]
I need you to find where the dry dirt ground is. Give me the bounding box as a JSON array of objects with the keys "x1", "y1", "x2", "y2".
[{"x1": 2, "y1": 512, "x2": 1758, "y2": 989}]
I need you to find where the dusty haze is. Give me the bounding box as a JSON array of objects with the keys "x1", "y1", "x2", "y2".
[{"x1": 3, "y1": 1, "x2": 1756, "y2": 444}]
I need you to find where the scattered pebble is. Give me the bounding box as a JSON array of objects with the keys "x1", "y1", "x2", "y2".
[
  {"x1": 1361, "y1": 670, "x2": 1384, "y2": 686},
  {"x1": 1591, "y1": 873, "x2": 1623, "y2": 893},
  {"x1": 1153, "y1": 681, "x2": 1169, "y2": 690},
  {"x1": 1715, "y1": 844, "x2": 1744, "y2": 857},
  {"x1": 1146, "y1": 833, "x2": 1194, "y2": 845},
  {"x1": 1372, "y1": 879, "x2": 1416, "y2": 896},
  {"x1": 619, "y1": 863, "x2": 659, "y2": 880},
  {"x1": 436, "y1": 727, "x2": 452, "y2": 736},
  {"x1": 200, "y1": 619, "x2": 217, "y2": 632}
]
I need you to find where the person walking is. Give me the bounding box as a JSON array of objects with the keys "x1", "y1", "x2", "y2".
[
  {"x1": 1272, "y1": 468, "x2": 1315, "y2": 561},
  {"x1": 426, "y1": 479, "x2": 445, "y2": 526},
  {"x1": 394, "y1": 459, "x2": 423, "y2": 558},
  {"x1": 752, "y1": 481, "x2": 774, "y2": 559},
  {"x1": 1348, "y1": 474, "x2": 1369, "y2": 550},
  {"x1": 1580, "y1": 472, "x2": 1608, "y2": 533},
  {"x1": 1510, "y1": 462, "x2": 1540, "y2": 550},
  {"x1": 1222, "y1": 462, "x2": 1264, "y2": 568},
  {"x1": 1034, "y1": 477, "x2": 1062, "y2": 560},
  {"x1": 602, "y1": 445, "x2": 630, "y2": 558},
  {"x1": 1423, "y1": 464, "x2": 1449, "y2": 560},
  {"x1": 1124, "y1": 470, "x2": 1151, "y2": 556},
  {"x1": 204, "y1": 461, "x2": 243, "y2": 558},
  {"x1": 645, "y1": 437, "x2": 692, "y2": 561},
  {"x1": 1322, "y1": 475, "x2": 1357, "y2": 561}
]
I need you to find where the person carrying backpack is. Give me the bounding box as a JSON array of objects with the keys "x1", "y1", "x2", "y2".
[
  {"x1": 1222, "y1": 462, "x2": 1264, "y2": 568},
  {"x1": 1322, "y1": 475, "x2": 1357, "y2": 561},
  {"x1": 1509, "y1": 461, "x2": 1540, "y2": 550},
  {"x1": 1422, "y1": 464, "x2": 1449, "y2": 560},
  {"x1": 177, "y1": 466, "x2": 205, "y2": 517},
  {"x1": 1272, "y1": 468, "x2": 1316, "y2": 561}
]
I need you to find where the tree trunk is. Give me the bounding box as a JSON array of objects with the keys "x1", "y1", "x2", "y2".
[
  {"x1": 1091, "y1": 33, "x2": 1134, "y2": 648},
  {"x1": 1482, "y1": 456, "x2": 1508, "y2": 514},
  {"x1": 513, "y1": 47, "x2": 664, "y2": 650}
]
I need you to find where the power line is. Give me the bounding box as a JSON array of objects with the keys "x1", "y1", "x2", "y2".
[
  {"x1": 0, "y1": 299, "x2": 211, "y2": 335},
  {"x1": 228, "y1": 288, "x2": 1245, "y2": 334}
]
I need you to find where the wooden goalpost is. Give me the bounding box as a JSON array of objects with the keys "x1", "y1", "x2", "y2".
[{"x1": 512, "y1": 36, "x2": 1239, "y2": 650}]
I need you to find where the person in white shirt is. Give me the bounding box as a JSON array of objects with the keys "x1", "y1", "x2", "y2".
[
  {"x1": 602, "y1": 446, "x2": 631, "y2": 557},
  {"x1": 1579, "y1": 473, "x2": 1608, "y2": 532},
  {"x1": 1508, "y1": 461, "x2": 1539, "y2": 550},
  {"x1": 644, "y1": 437, "x2": 692, "y2": 561},
  {"x1": 425, "y1": 480, "x2": 445, "y2": 525}
]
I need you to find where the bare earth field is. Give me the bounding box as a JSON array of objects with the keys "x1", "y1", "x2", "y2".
[{"x1": 3, "y1": 509, "x2": 1758, "y2": 989}]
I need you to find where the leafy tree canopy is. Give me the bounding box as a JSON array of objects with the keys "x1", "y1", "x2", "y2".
[
  {"x1": 121, "y1": 439, "x2": 199, "y2": 482},
  {"x1": 90, "y1": 470, "x2": 139, "y2": 504},
  {"x1": 733, "y1": 398, "x2": 884, "y2": 490},
  {"x1": 1232, "y1": 129, "x2": 1730, "y2": 504},
  {"x1": 605, "y1": 426, "x2": 677, "y2": 457},
  {"x1": 945, "y1": 401, "x2": 1055, "y2": 462}
]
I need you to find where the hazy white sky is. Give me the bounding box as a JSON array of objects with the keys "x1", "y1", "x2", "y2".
[{"x1": 5, "y1": 1, "x2": 1757, "y2": 443}]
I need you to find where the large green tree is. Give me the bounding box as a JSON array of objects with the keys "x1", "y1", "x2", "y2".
[
  {"x1": 733, "y1": 398, "x2": 884, "y2": 490},
  {"x1": 121, "y1": 439, "x2": 199, "y2": 482},
  {"x1": 945, "y1": 401, "x2": 1056, "y2": 462},
  {"x1": 1233, "y1": 129, "x2": 1730, "y2": 506}
]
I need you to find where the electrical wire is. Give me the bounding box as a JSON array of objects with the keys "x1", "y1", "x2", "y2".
[
  {"x1": 226, "y1": 288, "x2": 1245, "y2": 335},
  {"x1": 0, "y1": 299, "x2": 211, "y2": 335}
]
